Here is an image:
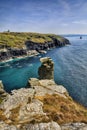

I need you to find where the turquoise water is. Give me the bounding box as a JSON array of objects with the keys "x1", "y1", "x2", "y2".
[{"x1": 0, "y1": 35, "x2": 87, "y2": 106}]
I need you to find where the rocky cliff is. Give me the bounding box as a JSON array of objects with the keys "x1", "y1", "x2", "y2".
[
  {"x1": 0, "y1": 57, "x2": 87, "y2": 130},
  {"x1": 0, "y1": 32, "x2": 70, "y2": 61}
]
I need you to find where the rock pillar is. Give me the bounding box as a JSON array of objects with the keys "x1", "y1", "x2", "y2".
[{"x1": 38, "y1": 57, "x2": 54, "y2": 80}]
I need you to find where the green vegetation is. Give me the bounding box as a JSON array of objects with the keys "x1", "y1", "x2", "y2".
[
  {"x1": 0, "y1": 32, "x2": 65, "y2": 48},
  {"x1": 0, "y1": 97, "x2": 3, "y2": 104}
]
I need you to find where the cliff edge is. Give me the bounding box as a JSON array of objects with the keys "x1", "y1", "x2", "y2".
[
  {"x1": 0, "y1": 32, "x2": 70, "y2": 61},
  {"x1": 0, "y1": 57, "x2": 87, "y2": 130}
]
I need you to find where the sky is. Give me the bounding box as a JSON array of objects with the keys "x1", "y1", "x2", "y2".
[{"x1": 0, "y1": 0, "x2": 87, "y2": 34}]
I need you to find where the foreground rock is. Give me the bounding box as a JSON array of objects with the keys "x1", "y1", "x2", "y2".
[
  {"x1": 0, "y1": 80, "x2": 87, "y2": 130},
  {"x1": 61, "y1": 123, "x2": 87, "y2": 130},
  {"x1": 28, "y1": 78, "x2": 67, "y2": 97}
]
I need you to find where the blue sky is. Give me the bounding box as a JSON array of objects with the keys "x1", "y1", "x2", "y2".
[{"x1": 0, "y1": 0, "x2": 87, "y2": 34}]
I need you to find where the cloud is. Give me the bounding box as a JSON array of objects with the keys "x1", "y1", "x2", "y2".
[
  {"x1": 0, "y1": 0, "x2": 87, "y2": 34},
  {"x1": 72, "y1": 20, "x2": 87, "y2": 25}
]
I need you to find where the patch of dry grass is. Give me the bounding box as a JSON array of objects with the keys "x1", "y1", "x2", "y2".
[{"x1": 36, "y1": 94, "x2": 87, "y2": 124}]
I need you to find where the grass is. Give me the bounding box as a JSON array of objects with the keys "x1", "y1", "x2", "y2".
[
  {"x1": 36, "y1": 94, "x2": 87, "y2": 124},
  {"x1": 0, "y1": 32, "x2": 66, "y2": 48}
]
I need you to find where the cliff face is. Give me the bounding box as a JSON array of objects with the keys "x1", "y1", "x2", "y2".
[
  {"x1": 0, "y1": 32, "x2": 70, "y2": 61},
  {"x1": 0, "y1": 57, "x2": 87, "y2": 130}
]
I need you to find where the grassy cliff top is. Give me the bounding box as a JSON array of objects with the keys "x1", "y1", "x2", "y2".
[{"x1": 0, "y1": 32, "x2": 66, "y2": 48}]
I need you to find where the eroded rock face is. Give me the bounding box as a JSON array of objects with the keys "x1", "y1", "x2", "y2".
[
  {"x1": 28, "y1": 78, "x2": 67, "y2": 97},
  {"x1": 1, "y1": 88, "x2": 35, "y2": 118},
  {"x1": 0, "y1": 81, "x2": 8, "y2": 98},
  {"x1": 38, "y1": 57, "x2": 54, "y2": 80}
]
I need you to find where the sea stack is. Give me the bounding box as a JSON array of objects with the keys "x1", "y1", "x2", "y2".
[
  {"x1": 0, "y1": 81, "x2": 8, "y2": 98},
  {"x1": 38, "y1": 57, "x2": 54, "y2": 79}
]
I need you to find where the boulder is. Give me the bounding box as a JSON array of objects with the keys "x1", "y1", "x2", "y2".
[{"x1": 38, "y1": 57, "x2": 54, "y2": 79}]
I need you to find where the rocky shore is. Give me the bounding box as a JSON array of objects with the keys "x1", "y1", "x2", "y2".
[
  {"x1": 0, "y1": 32, "x2": 70, "y2": 62},
  {"x1": 0, "y1": 57, "x2": 87, "y2": 130}
]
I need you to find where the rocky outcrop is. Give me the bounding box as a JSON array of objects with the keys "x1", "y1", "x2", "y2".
[
  {"x1": 0, "y1": 80, "x2": 8, "y2": 99},
  {"x1": 38, "y1": 57, "x2": 54, "y2": 79},
  {"x1": 28, "y1": 78, "x2": 67, "y2": 97}
]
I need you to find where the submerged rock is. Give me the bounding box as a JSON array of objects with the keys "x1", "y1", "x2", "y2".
[{"x1": 38, "y1": 57, "x2": 54, "y2": 79}]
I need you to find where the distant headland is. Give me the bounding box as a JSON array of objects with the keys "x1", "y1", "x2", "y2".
[{"x1": 0, "y1": 32, "x2": 70, "y2": 62}]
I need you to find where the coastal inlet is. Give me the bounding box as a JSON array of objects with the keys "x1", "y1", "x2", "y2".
[{"x1": 0, "y1": 34, "x2": 87, "y2": 108}]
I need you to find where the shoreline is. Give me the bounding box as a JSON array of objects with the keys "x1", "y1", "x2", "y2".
[
  {"x1": 0, "y1": 51, "x2": 40, "y2": 64},
  {"x1": 0, "y1": 50, "x2": 47, "y2": 64}
]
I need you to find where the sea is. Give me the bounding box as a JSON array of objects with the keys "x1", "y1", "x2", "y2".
[{"x1": 0, "y1": 34, "x2": 87, "y2": 107}]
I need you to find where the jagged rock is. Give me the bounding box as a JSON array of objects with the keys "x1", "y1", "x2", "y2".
[
  {"x1": 22, "y1": 121, "x2": 61, "y2": 130},
  {"x1": 0, "y1": 80, "x2": 8, "y2": 98},
  {"x1": 28, "y1": 78, "x2": 40, "y2": 87},
  {"x1": 61, "y1": 123, "x2": 87, "y2": 130},
  {"x1": 0, "y1": 81, "x2": 4, "y2": 89},
  {"x1": 0, "y1": 121, "x2": 18, "y2": 130},
  {"x1": 0, "y1": 121, "x2": 61, "y2": 130},
  {"x1": 38, "y1": 57, "x2": 54, "y2": 79},
  {"x1": 1, "y1": 88, "x2": 35, "y2": 118},
  {"x1": 28, "y1": 78, "x2": 67, "y2": 97},
  {"x1": 18, "y1": 99, "x2": 47, "y2": 123},
  {"x1": 1, "y1": 88, "x2": 49, "y2": 124}
]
